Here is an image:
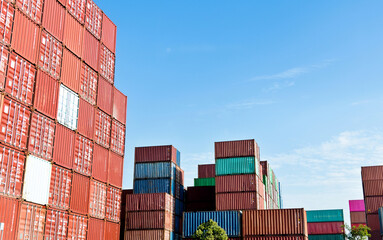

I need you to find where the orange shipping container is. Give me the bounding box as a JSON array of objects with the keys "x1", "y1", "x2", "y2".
[
  {"x1": 15, "y1": 0, "x2": 43, "y2": 24},
  {"x1": 106, "y1": 186, "x2": 121, "y2": 222},
  {"x1": 49, "y1": 165, "x2": 72, "y2": 210},
  {"x1": 101, "y1": 13, "x2": 117, "y2": 53},
  {"x1": 0, "y1": 144, "x2": 25, "y2": 197},
  {"x1": 34, "y1": 70, "x2": 60, "y2": 119},
  {"x1": 44, "y1": 209, "x2": 69, "y2": 239},
  {"x1": 38, "y1": 30, "x2": 63, "y2": 79},
  {"x1": 92, "y1": 143, "x2": 108, "y2": 182},
  {"x1": 61, "y1": 48, "x2": 81, "y2": 93},
  {"x1": 77, "y1": 98, "x2": 95, "y2": 139},
  {"x1": 73, "y1": 133, "x2": 93, "y2": 176},
  {"x1": 42, "y1": 0, "x2": 66, "y2": 41},
  {"x1": 94, "y1": 109, "x2": 111, "y2": 148},
  {"x1": 88, "y1": 217, "x2": 105, "y2": 240},
  {"x1": 99, "y1": 44, "x2": 115, "y2": 84},
  {"x1": 0, "y1": 0, "x2": 14, "y2": 45},
  {"x1": 53, "y1": 124, "x2": 75, "y2": 169},
  {"x1": 67, "y1": 213, "x2": 88, "y2": 240},
  {"x1": 28, "y1": 112, "x2": 55, "y2": 160},
  {"x1": 63, "y1": 12, "x2": 84, "y2": 58},
  {"x1": 111, "y1": 119, "x2": 125, "y2": 156},
  {"x1": 113, "y1": 87, "x2": 127, "y2": 124},
  {"x1": 89, "y1": 179, "x2": 107, "y2": 219},
  {"x1": 0, "y1": 44, "x2": 8, "y2": 90},
  {"x1": 66, "y1": 0, "x2": 86, "y2": 24},
  {"x1": 105, "y1": 221, "x2": 120, "y2": 240},
  {"x1": 97, "y1": 76, "x2": 113, "y2": 115},
  {"x1": 216, "y1": 192, "x2": 258, "y2": 211},
  {"x1": 124, "y1": 230, "x2": 171, "y2": 240},
  {"x1": 70, "y1": 173, "x2": 90, "y2": 215},
  {"x1": 125, "y1": 211, "x2": 173, "y2": 231},
  {"x1": 108, "y1": 151, "x2": 123, "y2": 188},
  {"x1": 85, "y1": 0, "x2": 102, "y2": 39},
  {"x1": 0, "y1": 195, "x2": 19, "y2": 239},
  {"x1": 17, "y1": 202, "x2": 46, "y2": 240},
  {"x1": 83, "y1": 29, "x2": 99, "y2": 71},
  {"x1": 80, "y1": 62, "x2": 98, "y2": 105}
]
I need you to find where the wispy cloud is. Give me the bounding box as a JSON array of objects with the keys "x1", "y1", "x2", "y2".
[
  {"x1": 351, "y1": 100, "x2": 371, "y2": 106},
  {"x1": 226, "y1": 99, "x2": 275, "y2": 110}
]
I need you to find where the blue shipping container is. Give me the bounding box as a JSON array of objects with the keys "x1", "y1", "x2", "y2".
[
  {"x1": 183, "y1": 211, "x2": 242, "y2": 237},
  {"x1": 379, "y1": 207, "x2": 383, "y2": 236},
  {"x1": 134, "y1": 162, "x2": 176, "y2": 179},
  {"x1": 175, "y1": 198, "x2": 184, "y2": 216},
  {"x1": 134, "y1": 178, "x2": 175, "y2": 196}
]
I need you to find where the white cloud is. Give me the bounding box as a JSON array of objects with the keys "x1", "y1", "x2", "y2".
[{"x1": 226, "y1": 99, "x2": 275, "y2": 110}]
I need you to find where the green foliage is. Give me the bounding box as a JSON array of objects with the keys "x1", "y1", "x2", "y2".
[
  {"x1": 343, "y1": 224, "x2": 371, "y2": 240},
  {"x1": 192, "y1": 219, "x2": 228, "y2": 240}
]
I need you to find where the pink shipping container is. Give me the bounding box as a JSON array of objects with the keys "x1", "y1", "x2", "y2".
[
  {"x1": 77, "y1": 98, "x2": 95, "y2": 140},
  {"x1": 63, "y1": 12, "x2": 84, "y2": 58},
  {"x1": 101, "y1": 13, "x2": 117, "y2": 53},
  {"x1": 61, "y1": 48, "x2": 81, "y2": 93},
  {"x1": 67, "y1": 213, "x2": 88, "y2": 240},
  {"x1": 88, "y1": 217, "x2": 105, "y2": 240},
  {"x1": 17, "y1": 202, "x2": 46, "y2": 240},
  {"x1": 99, "y1": 44, "x2": 115, "y2": 84},
  {"x1": 49, "y1": 165, "x2": 72, "y2": 210},
  {"x1": 0, "y1": 144, "x2": 25, "y2": 197},
  {"x1": 42, "y1": 0, "x2": 66, "y2": 41},
  {"x1": 307, "y1": 222, "x2": 344, "y2": 235},
  {"x1": 66, "y1": 0, "x2": 86, "y2": 24},
  {"x1": 111, "y1": 119, "x2": 125, "y2": 156},
  {"x1": 53, "y1": 124, "x2": 75, "y2": 169},
  {"x1": 15, "y1": 0, "x2": 43, "y2": 24},
  {"x1": 106, "y1": 185, "x2": 121, "y2": 222},
  {"x1": 135, "y1": 145, "x2": 178, "y2": 164},
  {"x1": 108, "y1": 151, "x2": 123, "y2": 188},
  {"x1": 215, "y1": 139, "x2": 260, "y2": 159},
  {"x1": 216, "y1": 174, "x2": 258, "y2": 193},
  {"x1": 124, "y1": 230, "x2": 171, "y2": 240},
  {"x1": 125, "y1": 211, "x2": 173, "y2": 230},
  {"x1": 198, "y1": 164, "x2": 215, "y2": 179},
  {"x1": 216, "y1": 192, "x2": 258, "y2": 211},
  {"x1": 94, "y1": 109, "x2": 111, "y2": 148},
  {"x1": 0, "y1": 95, "x2": 31, "y2": 150},
  {"x1": 80, "y1": 62, "x2": 98, "y2": 105},
  {"x1": 0, "y1": 195, "x2": 19, "y2": 239},
  {"x1": 97, "y1": 76, "x2": 113, "y2": 115},
  {"x1": 125, "y1": 193, "x2": 173, "y2": 213},
  {"x1": 44, "y1": 209, "x2": 69, "y2": 239},
  {"x1": 363, "y1": 180, "x2": 383, "y2": 197},
  {"x1": 12, "y1": 10, "x2": 40, "y2": 64},
  {"x1": 85, "y1": 0, "x2": 102, "y2": 39},
  {"x1": 6, "y1": 51, "x2": 36, "y2": 105},
  {"x1": 70, "y1": 173, "x2": 90, "y2": 215},
  {"x1": 92, "y1": 143, "x2": 108, "y2": 182},
  {"x1": 0, "y1": 44, "x2": 8, "y2": 90},
  {"x1": 112, "y1": 87, "x2": 127, "y2": 124},
  {"x1": 365, "y1": 196, "x2": 383, "y2": 214},
  {"x1": 38, "y1": 30, "x2": 63, "y2": 79},
  {"x1": 349, "y1": 200, "x2": 365, "y2": 212},
  {"x1": 361, "y1": 165, "x2": 383, "y2": 181},
  {"x1": 34, "y1": 70, "x2": 60, "y2": 119},
  {"x1": 89, "y1": 179, "x2": 107, "y2": 219},
  {"x1": 105, "y1": 221, "x2": 120, "y2": 240},
  {"x1": 73, "y1": 133, "x2": 93, "y2": 176},
  {"x1": 0, "y1": 0, "x2": 14, "y2": 45},
  {"x1": 28, "y1": 112, "x2": 55, "y2": 161},
  {"x1": 83, "y1": 29, "x2": 99, "y2": 71}
]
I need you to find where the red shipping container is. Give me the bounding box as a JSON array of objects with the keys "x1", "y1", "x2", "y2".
[
  {"x1": 6, "y1": 51, "x2": 36, "y2": 105},
  {"x1": 216, "y1": 174, "x2": 258, "y2": 193},
  {"x1": 108, "y1": 151, "x2": 123, "y2": 188},
  {"x1": 38, "y1": 30, "x2": 63, "y2": 79},
  {"x1": 105, "y1": 221, "x2": 120, "y2": 240},
  {"x1": 85, "y1": 0, "x2": 102, "y2": 39},
  {"x1": 97, "y1": 76, "x2": 113, "y2": 115},
  {"x1": 351, "y1": 223, "x2": 366, "y2": 228},
  {"x1": 135, "y1": 145, "x2": 178, "y2": 164},
  {"x1": 101, "y1": 13, "x2": 116, "y2": 53},
  {"x1": 77, "y1": 98, "x2": 95, "y2": 140},
  {"x1": 83, "y1": 29, "x2": 99, "y2": 71},
  {"x1": 111, "y1": 119, "x2": 125, "y2": 156},
  {"x1": 53, "y1": 124, "x2": 75, "y2": 169},
  {"x1": 94, "y1": 109, "x2": 111, "y2": 148},
  {"x1": 28, "y1": 112, "x2": 55, "y2": 160},
  {"x1": 0, "y1": 95, "x2": 31, "y2": 150},
  {"x1": 0, "y1": 44, "x2": 8, "y2": 90},
  {"x1": 80, "y1": 62, "x2": 97, "y2": 105},
  {"x1": 34, "y1": 70, "x2": 60, "y2": 119},
  {"x1": 106, "y1": 185, "x2": 121, "y2": 222},
  {"x1": 67, "y1": 213, "x2": 87, "y2": 240},
  {"x1": 0, "y1": 0, "x2": 14, "y2": 45},
  {"x1": 88, "y1": 217, "x2": 105, "y2": 240},
  {"x1": 216, "y1": 192, "x2": 258, "y2": 211},
  {"x1": 365, "y1": 196, "x2": 383, "y2": 214},
  {"x1": 63, "y1": 12, "x2": 84, "y2": 58},
  {"x1": 89, "y1": 179, "x2": 107, "y2": 219},
  {"x1": 70, "y1": 173, "x2": 90, "y2": 215},
  {"x1": 125, "y1": 193, "x2": 173, "y2": 213},
  {"x1": 92, "y1": 143, "x2": 108, "y2": 182},
  {"x1": 0, "y1": 144, "x2": 25, "y2": 197},
  {"x1": 307, "y1": 222, "x2": 344, "y2": 235},
  {"x1": 66, "y1": 0, "x2": 86, "y2": 24},
  {"x1": 124, "y1": 230, "x2": 171, "y2": 240},
  {"x1": 49, "y1": 165, "x2": 72, "y2": 210},
  {"x1": 17, "y1": 202, "x2": 46, "y2": 240},
  {"x1": 15, "y1": 0, "x2": 43, "y2": 24},
  {"x1": 125, "y1": 211, "x2": 173, "y2": 230},
  {"x1": 198, "y1": 164, "x2": 215, "y2": 179},
  {"x1": 0, "y1": 195, "x2": 19, "y2": 239},
  {"x1": 215, "y1": 139, "x2": 260, "y2": 159},
  {"x1": 112, "y1": 87, "x2": 127, "y2": 124},
  {"x1": 243, "y1": 237, "x2": 307, "y2": 240},
  {"x1": 44, "y1": 209, "x2": 69, "y2": 239},
  {"x1": 361, "y1": 165, "x2": 383, "y2": 181},
  {"x1": 350, "y1": 211, "x2": 366, "y2": 224},
  {"x1": 99, "y1": 44, "x2": 115, "y2": 84},
  {"x1": 367, "y1": 214, "x2": 380, "y2": 231},
  {"x1": 12, "y1": 10, "x2": 40, "y2": 64},
  {"x1": 258, "y1": 195, "x2": 265, "y2": 210},
  {"x1": 42, "y1": 0, "x2": 65, "y2": 41},
  {"x1": 363, "y1": 180, "x2": 383, "y2": 197},
  {"x1": 73, "y1": 134, "x2": 93, "y2": 176},
  {"x1": 61, "y1": 48, "x2": 81, "y2": 93}
]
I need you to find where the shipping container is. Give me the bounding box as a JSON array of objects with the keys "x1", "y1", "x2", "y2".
[
  {"x1": 57, "y1": 84, "x2": 79, "y2": 130},
  {"x1": 216, "y1": 192, "x2": 258, "y2": 211},
  {"x1": 365, "y1": 196, "x2": 383, "y2": 214},
  {"x1": 97, "y1": 76, "x2": 113, "y2": 115},
  {"x1": 363, "y1": 180, "x2": 383, "y2": 197},
  {"x1": 361, "y1": 165, "x2": 383, "y2": 181},
  {"x1": 44, "y1": 209, "x2": 69, "y2": 239},
  {"x1": 306, "y1": 210, "x2": 344, "y2": 223},
  {"x1": 183, "y1": 211, "x2": 242, "y2": 237},
  {"x1": 99, "y1": 44, "x2": 115, "y2": 84},
  {"x1": 34, "y1": 70, "x2": 60, "y2": 119},
  {"x1": 61, "y1": 48, "x2": 81, "y2": 93},
  {"x1": 80, "y1": 62, "x2": 97, "y2": 105},
  {"x1": 42, "y1": 0, "x2": 66, "y2": 41},
  {"x1": 108, "y1": 151, "x2": 123, "y2": 187},
  {"x1": 244, "y1": 237, "x2": 308, "y2": 240},
  {"x1": 111, "y1": 119, "x2": 125, "y2": 155},
  {"x1": 198, "y1": 164, "x2": 215, "y2": 179},
  {"x1": 175, "y1": 182, "x2": 184, "y2": 200},
  {"x1": 216, "y1": 157, "x2": 258, "y2": 176},
  {"x1": 125, "y1": 193, "x2": 173, "y2": 213},
  {"x1": 0, "y1": 195, "x2": 19, "y2": 239},
  {"x1": 92, "y1": 143, "x2": 108, "y2": 182},
  {"x1": 194, "y1": 177, "x2": 215, "y2": 187},
  {"x1": 63, "y1": 12, "x2": 84, "y2": 58},
  {"x1": 70, "y1": 173, "x2": 90, "y2": 215},
  {"x1": 53, "y1": 123, "x2": 75, "y2": 169},
  {"x1": 367, "y1": 214, "x2": 380, "y2": 231},
  {"x1": 17, "y1": 202, "x2": 46, "y2": 240},
  {"x1": 125, "y1": 211, "x2": 173, "y2": 231},
  {"x1": 215, "y1": 139, "x2": 260, "y2": 159},
  {"x1": 351, "y1": 223, "x2": 366, "y2": 228},
  {"x1": 175, "y1": 167, "x2": 184, "y2": 184},
  {"x1": 89, "y1": 179, "x2": 107, "y2": 219},
  {"x1": 15, "y1": 0, "x2": 43, "y2": 24},
  {"x1": 0, "y1": 96, "x2": 31, "y2": 150},
  {"x1": 0, "y1": 144, "x2": 24, "y2": 197},
  {"x1": 185, "y1": 186, "x2": 215, "y2": 203},
  {"x1": 349, "y1": 200, "x2": 365, "y2": 212},
  {"x1": 67, "y1": 213, "x2": 87, "y2": 240},
  {"x1": 106, "y1": 186, "x2": 121, "y2": 222},
  {"x1": 83, "y1": 29, "x2": 99, "y2": 71},
  {"x1": 379, "y1": 207, "x2": 383, "y2": 236},
  {"x1": 77, "y1": 98, "x2": 95, "y2": 139},
  {"x1": 307, "y1": 222, "x2": 344, "y2": 235},
  {"x1": 49, "y1": 164, "x2": 72, "y2": 210},
  {"x1": 113, "y1": 87, "x2": 127, "y2": 124},
  {"x1": 124, "y1": 229, "x2": 172, "y2": 240},
  {"x1": 101, "y1": 13, "x2": 117, "y2": 53},
  {"x1": 134, "y1": 162, "x2": 175, "y2": 179},
  {"x1": 28, "y1": 112, "x2": 55, "y2": 160},
  {"x1": 350, "y1": 211, "x2": 366, "y2": 224},
  {"x1": 106, "y1": 221, "x2": 120, "y2": 240},
  {"x1": 85, "y1": 0, "x2": 102, "y2": 39},
  {"x1": 0, "y1": 44, "x2": 8, "y2": 90},
  {"x1": 135, "y1": 145, "x2": 178, "y2": 164},
  {"x1": 22, "y1": 155, "x2": 51, "y2": 205},
  {"x1": 185, "y1": 201, "x2": 215, "y2": 212},
  {"x1": 66, "y1": 0, "x2": 86, "y2": 24},
  {"x1": 88, "y1": 217, "x2": 105, "y2": 240},
  {"x1": 215, "y1": 174, "x2": 258, "y2": 193},
  {"x1": 94, "y1": 108, "x2": 111, "y2": 148},
  {"x1": 38, "y1": 30, "x2": 62, "y2": 79},
  {"x1": 308, "y1": 235, "x2": 344, "y2": 240},
  {"x1": 0, "y1": 0, "x2": 14, "y2": 45},
  {"x1": 73, "y1": 133, "x2": 93, "y2": 176},
  {"x1": 134, "y1": 178, "x2": 175, "y2": 196}
]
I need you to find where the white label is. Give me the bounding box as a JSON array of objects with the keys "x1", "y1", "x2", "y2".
[
  {"x1": 3, "y1": 105, "x2": 8, "y2": 114},
  {"x1": 42, "y1": 37, "x2": 46, "y2": 45},
  {"x1": 1, "y1": 127, "x2": 5, "y2": 133},
  {"x1": 0, "y1": 222, "x2": 4, "y2": 231},
  {"x1": 10, "y1": 60, "x2": 15, "y2": 69}
]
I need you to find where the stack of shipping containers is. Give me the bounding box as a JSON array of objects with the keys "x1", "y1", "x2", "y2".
[
  {"x1": 124, "y1": 145, "x2": 184, "y2": 239},
  {"x1": 194, "y1": 164, "x2": 215, "y2": 187},
  {"x1": 306, "y1": 210, "x2": 345, "y2": 240},
  {"x1": 349, "y1": 200, "x2": 367, "y2": 228},
  {"x1": 261, "y1": 161, "x2": 282, "y2": 209},
  {"x1": 0, "y1": 0, "x2": 127, "y2": 239}
]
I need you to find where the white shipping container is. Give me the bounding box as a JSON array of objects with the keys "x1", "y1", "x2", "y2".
[
  {"x1": 57, "y1": 84, "x2": 79, "y2": 130},
  {"x1": 22, "y1": 155, "x2": 52, "y2": 205}
]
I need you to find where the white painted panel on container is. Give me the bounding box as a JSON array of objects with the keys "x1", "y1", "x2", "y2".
[
  {"x1": 57, "y1": 84, "x2": 79, "y2": 130},
  {"x1": 22, "y1": 155, "x2": 52, "y2": 205}
]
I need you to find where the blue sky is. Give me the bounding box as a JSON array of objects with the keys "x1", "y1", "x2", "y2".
[{"x1": 96, "y1": 0, "x2": 383, "y2": 225}]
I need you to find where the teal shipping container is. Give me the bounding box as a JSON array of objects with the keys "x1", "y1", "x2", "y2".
[
  {"x1": 307, "y1": 209, "x2": 344, "y2": 223},
  {"x1": 194, "y1": 178, "x2": 215, "y2": 187},
  {"x1": 309, "y1": 234, "x2": 345, "y2": 240},
  {"x1": 216, "y1": 157, "x2": 258, "y2": 176}
]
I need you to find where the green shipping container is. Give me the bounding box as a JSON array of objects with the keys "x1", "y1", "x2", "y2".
[
  {"x1": 194, "y1": 177, "x2": 215, "y2": 186},
  {"x1": 309, "y1": 234, "x2": 345, "y2": 240},
  {"x1": 306, "y1": 209, "x2": 344, "y2": 223},
  {"x1": 216, "y1": 157, "x2": 256, "y2": 176}
]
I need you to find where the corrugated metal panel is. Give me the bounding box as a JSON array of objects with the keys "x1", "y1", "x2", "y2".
[
  {"x1": 215, "y1": 139, "x2": 259, "y2": 159},
  {"x1": 216, "y1": 157, "x2": 256, "y2": 176},
  {"x1": 349, "y1": 200, "x2": 365, "y2": 212},
  {"x1": 134, "y1": 178, "x2": 174, "y2": 195},
  {"x1": 194, "y1": 177, "x2": 215, "y2": 187},
  {"x1": 53, "y1": 123, "x2": 75, "y2": 168},
  {"x1": 89, "y1": 179, "x2": 107, "y2": 219},
  {"x1": 363, "y1": 180, "x2": 383, "y2": 197},
  {"x1": 105, "y1": 221, "x2": 120, "y2": 240},
  {"x1": 85, "y1": 0, "x2": 102, "y2": 39},
  {"x1": 44, "y1": 209, "x2": 69, "y2": 239},
  {"x1": 307, "y1": 222, "x2": 344, "y2": 235},
  {"x1": 0, "y1": 96, "x2": 31, "y2": 150},
  {"x1": 126, "y1": 211, "x2": 173, "y2": 231},
  {"x1": 175, "y1": 182, "x2": 184, "y2": 200},
  {"x1": 106, "y1": 186, "x2": 121, "y2": 222},
  {"x1": 350, "y1": 211, "x2": 366, "y2": 224},
  {"x1": 0, "y1": 195, "x2": 19, "y2": 239},
  {"x1": 365, "y1": 196, "x2": 383, "y2": 214},
  {"x1": 0, "y1": 1, "x2": 14, "y2": 45},
  {"x1": 361, "y1": 165, "x2": 383, "y2": 181},
  {"x1": 183, "y1": 211, "x2": 242, "y2": 237},
  {"x1": 6, "y1": 51, "x2": 36, "y2": 106},
  {"x1": 125, "y1": 193, "x2": 173, "y2": 213},
  {"x1": 101, "y1": 13, "x2": 116, "y2": 53},
  {"x1": 306, "y1": 210, "x2": 344, "y2": 223},
  {"x1": 379, "y1": 207, "x2": 383, "y2": 235},
  {"x1": 28, "y1": 112, "x2": 55, "y2": 160},
  {"x1": 42, "y1": 0, "x2": 65, "y2": 41},
  {"x1": 67, "y1": 213, "x2": 87, "y2": 240},
  {"x1": 57, "y1": 84, "x2": 79, "y2": 130},
  {"x1": 108, "y1": 151, "x2": 123, "y2": 187},
  {"x1": 0, "y1": 44, "x2": 8, "y2": 91},
  {"x1": 83, "y1": 29, "x2": 99, "y2": 71},
  {"x1": 175, "y1": 166, "x2": 184, "y2": 184},
  {"x1": 70, "y1": 173, "x2": 90, "y2": 215},
  {"x1": 216, "y1": 174, "x2": 257, "y2": 193},
  {"x1": 49, "y1": 165, "x2": 72, "y2": 210},
  {"x1": 22, "y1": 155, "x2": 51, "y2": 205},
  {"x1": 73, "y1": 133, "x2": 93, "y2": 176},
  {"x1": 111, "y1": 119, "x2": 125, "y2": 155},
  {"x1": 124, "y1": 229, "x2": 171, "y2": 240},
  {"x1": 67, "y1": 0, "x2": 86, "y2": 24},
  {"x1": 61, "y1": 48, "x2": 81, "y2": 93},
  {"x1": 77, "y1": 98, "x2": 95, "y2": 139},
  {"x1": 198, "y1": 164, "x2": 215, "y2": 179},
  {"x1": 92, "y1": 143, "x2": 108, "y2": 182},
  {"x1": 99, "y1": 44, "x2": 115, "y2": 84},
  {"x1": 0, "y1": 144, "x2": 25, "y2": 197},
  {"x1": 134, "y1": 162, "x2": 175, "y2": 179},
  {"x1": 97, "y1": 76, "x2": 113, "y2": 115},
  {"x1": 88, "y1": 217, "x2": 105, "y2": 240},
  {"x1": 185, "y1": 186, "x2": 215, "y2": 203},
  {"x1": 245, "y1": 237, "x2": 308, "y2": 240},
  {"x1": 15, "y1": 0, "x2": 43, "y2": 24},
  {"x1": 38, "y1": 30, "x2": 62, "y2": 79},
  {"x1": 367, "y1": 214, "x2": 380, "y2": 231},
  {"x1": 63, "y1": 12, "x2": 84, "y2": 58},
  {"x1": 175, "y1": 198, "x2": 184, "y2": 216},
  {"x1": 216, "y1": 192, "x2": 258, "y2": 211},
  {"x1": 80, "y1": 62, "x2": 97, "y2": 105},
  {"x1": 17, "y1": 202, "x2": 46, "y2": 240},
  {"x1": 308, "y1": 235, "x2": 345, "y2": 240},
  {"x1": 112, "y1": 87, "x2": 127, "y2": 124},
  {"x1": 135, "y1": 145, "x2": 178, "y2": 164},
  {"x1": 34, "y1": 70, "x2": 59, "y2": 119},
  {"x1": 94, "y1": 108, "x2": 111, "y2": 148}
]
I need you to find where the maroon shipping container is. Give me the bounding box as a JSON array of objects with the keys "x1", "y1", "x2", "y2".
[
  {"x1": 125, "y1": 193, "x2": 173, "y2": 212},
  {"x1": 365, "y1": 196, "x2": 383, "y2": 214},
  {"x1": 261, "y1": 161, "x2": 268, "y2": 176},
  {"x1": 92, "y1": 143, "x2": 108, "y2": 182},
  {"x1": 42, "y1": 0, "x2": 66, "y2": 41},
  {"x1": 0, "y1": 144, "x2": 25, "y2": 197},
  {"x1": 363, "y1": 180, "x2": 383, "y2": 197},
  {"x1": 106, "y1": 186, "x2": 121, "y2": 222},
  {"x1": 186, "y1": 201, "x2": 216, "y2": 212},
  {"x1": 80, "y1": 62, "x2": 97, "y2": 105},
  {"x1": 94, "y1": 109, "x2": 111, "y2": 148},
  {"x1": 88, "y1": 217, "x2": 105, "y2": 240},
  {"x1": 97, "y1": 76, "x2": 113, "y2": 115},
  {"x1": 28, "y1": 112, "x2": 55, "y2": 160},
  {"x1": 105, "y1": 221, "x2": 120, "y2": 240},
  {"x1": 198, "y1": 164, "x2": 215, "y2": 178},
  {"x1": 12, "y1": 10, "x2": 40, "y2": 64},
  {"x1": 101, "y1": 13, "x2": 117, "y2": 53},
  {"x1": 111, "y1": 119, "x2": 125, "y2": 156},
  {"x1": 112, "y1": 87, "x2": 127, "y2": 124},
  {"x1": 175, "y1": 166, "x2": 184, "y2": 184},
  {"x1": 216, "y1": 174, "x2": 258, "y2": 193},
  {"x1": 125, "y1": 211, "x2": 173, "y2": 231},
  {"x1": 186, "y1": 186, "x2": 215, "y2": 203},
  {"x1": 70, "y1": 173, "x2": 90, "y2": 215},
  {"x1": 369, "y1": 230, "x2": 381, "y2": 240},
  {"x1": 67, "y1": 213, "x2": 88, "y2": 240},
  {"x1": 89, "y1": 179, "x2": 107, "y2": 219},
  {"x1": 6, "y1": 51, "x2": 36, "y2": 106},
  {"x1": 15, "y1": 0, "x2": 43, "y2": 24},
  {"x1": 77, "y1": 98, "x2": 95, "y2": 140},
  {"x1": 63, "y1": 12, "x2": 84, "y2": 58},
  {"x1": 49, "y1": 165, "x2": 72, "y2": 210},
  {"x1": 0, "y1": 195, "x2": 19, "y2": 239},
  {"x1": 0, "y1": 95, "x2": 31, "y2": 150},
  {"x1": 135, "y1": 145, "x2": 178, "y2": 164},
  {"x1": 307, "y1": 222, "x2": 344, "y2": 235},
  {"x1": 61, "y1": 48, "x2": 81, "y2": 93},
  {"x1": 73, "y1": 133, "x2": 93, "y2": 176},
  {"x1": 367, "y1": 214, "x2": 380, "y2": 231},
  {"x1": 17, "y1": 202, "x2": 46, "y2": 240},
  {"x1": 242, "y1": 209, "x2": 308, "y2": 237},
  {"x1": 99, "y1": 44, "x2": 115, "y2": 84},
  {"x1": 38, "y1": 30, "x2": 63, "y2": 79},
  {"x1": 53, "y1": 124, "x2": 75, "y2": 169},
  {"x1": 66, "y1": 0, "x2": 86, "y2": 24},
  {"x1": 244, "y1": 237, "x2": 308, "y2": 240},
  {"x1": 0, "y1": 0, "x2": 14, "y2": 45},
  {"x1": 124, "y1": 230, "x2": 172, "y2": 240},
  {"x1": 44, "y1": 209, "x2": 69, "y2": 239},
  {"x1": 361, "y1": 165, "x2": 383, "y2": 181},
  {"x1": 108, "y1": 151, "x2": 123, "y2": 188},
  {"x1": 215, "y1": 139, "x2": 260, "y2": 159},
  {"x1": 0, "y1": 44, "x2": 8, "y2": 90},
  {"x1": 85, "y1": 0, "x2": 102, "y2": 39},
  {"x1": 350, "y1": 211, "x2": 366, "y2": 224},
  {"x1": 216, "y1": 192, "x2": 258, "y2": 211},
  {"x1": 34, "y1": 70, "x2": 60, "y2": 119},
  {"x1": 83, "y1": 29, "x2": 99, "y2": 71}
]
